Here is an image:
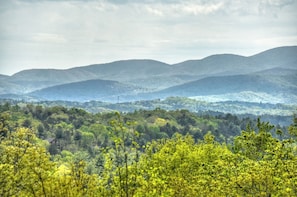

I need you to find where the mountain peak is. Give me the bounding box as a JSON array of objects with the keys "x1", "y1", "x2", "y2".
[{"x1": 1, "y1": 46, "x2": 296, "y2": 103}]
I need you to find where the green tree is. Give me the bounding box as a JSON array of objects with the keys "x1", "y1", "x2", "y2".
[
  {"x1": 288, "y1": 115, "x2": 297, "y2": 140},
  {"x1": 0, "y1": 112, "x2": 10, "y2": 138},
  {"x1": 233, "y1": 119, "x2": 276, "y2": 160},
  {"x1": 0, "y1": 128, "x2": 55, "y2": 196}
]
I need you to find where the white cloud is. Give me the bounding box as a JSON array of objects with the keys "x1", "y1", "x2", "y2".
[
  {"x1": 93, "y1": 1, "x2": 119, "y2": 11},
  {"x1": 0, "y1": 0, "x2": 296, "y2": 75},
  {"x1": 32, "y1": 33, "x2": 67, "y2": 43},
  {"x1": 145, "y1": 6, "x2": 164, "y2": 16},
  {"x1": 262, "y1": 0, "x2": 295, "y2": 7},
  {"x1": 181, "y1": 2, "x2": 224, "y2": 15},
  {"x1": 258, "y1": 0, "x2": 296, "y2": 17}
]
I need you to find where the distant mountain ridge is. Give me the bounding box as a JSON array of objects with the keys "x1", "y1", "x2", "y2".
[
  {"x1": 149, "y1": 69, "x2": 297, "y2": 102},
  {"x1": 28, "y1": 79, "x2": 142, "y2": 102},
  {"x1": 1, "y1": 46, "x2": 296, "y2": 104}
]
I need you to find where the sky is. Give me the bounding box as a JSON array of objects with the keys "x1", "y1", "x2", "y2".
[{"x1": 0, "y1": 0, "x2": 297, "y2": 76}]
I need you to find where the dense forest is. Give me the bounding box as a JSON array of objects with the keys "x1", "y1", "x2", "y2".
[
  {"x1": 1, "y1": 103, "x2": 297, "y2": 196},
  {"x1": 1, "y1": 97, "x2": 295, "y2": 126}
]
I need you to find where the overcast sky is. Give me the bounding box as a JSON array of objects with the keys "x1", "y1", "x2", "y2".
[{"x1": 0, "y1": 0, "x2": 296, "y2": 75}]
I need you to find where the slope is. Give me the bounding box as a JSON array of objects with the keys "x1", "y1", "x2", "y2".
[
  {"x1": 151, "y1": 68, "x2": 297, "y2": 103},
  {"x1": 0, "y1": 46, "x2": 296, "y2": 99},
  {"x1": 3, "y1": 60, "x2": 171, "y2": 94},
  {"x1": 171, "y1": 46, "x2": 297, "y2": 77},
  {"x1": 28, "y1": 79, "x2": 142, "y2": 102}
]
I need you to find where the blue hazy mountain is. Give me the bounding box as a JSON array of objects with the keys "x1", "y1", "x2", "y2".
[
  {"x1": 0, "y1": 46, "x2": 296, "y2": 103},
  {"x1": 146, "y1": 68, "x2": 297, "y2": 103},
  {"x1": 28, "y1": 79, "x2": 143, "y2": 102}
]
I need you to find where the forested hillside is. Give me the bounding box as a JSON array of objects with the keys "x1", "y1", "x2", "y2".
[
  {"x1": 1, "y1": 103, "x2": 297, "y2": 196},
  {"x1": 1, "y1": 46, "x2": 296, "y2": 104},
  {"x1": 1, "y1": 97, "x2": 295, "y2": 126}
]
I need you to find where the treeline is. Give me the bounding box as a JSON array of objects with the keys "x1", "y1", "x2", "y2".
[
  {"x1": 0, "y1": 97, "x2": 295, "y2": 126},
  {"x1": 1, "y1": 103, "x2": 297, "y2": 196},
  {"x1": 0, "y1": 103, "x2": 290, "y2": 153}
]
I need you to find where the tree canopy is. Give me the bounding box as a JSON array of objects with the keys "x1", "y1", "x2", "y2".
[{"x1": 1, "y1": 103, "x2": 297, "y2": 196}]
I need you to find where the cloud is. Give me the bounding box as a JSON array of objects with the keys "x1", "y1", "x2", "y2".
[
  {"x1": 262, "y1": 0, "x2": 295, "y2": 7},
  {"x1": 32, "y1": 33, "x2": 67, "y2": 43},
  {"x1": 107, "y1": 0, "x2": 181, "y2": 4},
  {"x1": 0, "y1": 0, "x2": 296, "y2": 75},
  {"x1": 181, "y1": 2, "x2": 224, "y2": 15},
  {"x1": 258, "y1": 0, "x2": 296, "y2": 16},
  {"x1": 145, "y1": 6, "x2": 164, "y2": 16}
]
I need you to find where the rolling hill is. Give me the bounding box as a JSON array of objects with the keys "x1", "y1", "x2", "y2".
[
  {"x1": 5, "y1": 60, "x2": 171, "y2": 93},
  {"x1": 0, "y1": 46, "x2": 296, "y2": 103},
  {"x1": 170, "y1": 46, "x2": 297, "y2": 77},
  {"x1": 149, "y1": 68, "x2": 297, "y2": 104},
  {"x1": 28, "y1": 79, "x2": 142, "y2": 102}
]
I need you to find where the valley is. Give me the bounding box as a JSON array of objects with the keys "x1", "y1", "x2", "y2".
[
  {"x1": 0, "y1": 46, "x2": 296, "y2": 124},
  {"x1": 0, "y1": 46, "x2": 296, "y2": 105}
]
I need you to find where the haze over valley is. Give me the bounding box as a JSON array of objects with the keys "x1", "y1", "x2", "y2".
[
  {"x1": 0, "y1": 46, "x2": 296, "y2": 107},
  {"x1": 1, "y1": 1, "x2": 297, "y2": 196}
]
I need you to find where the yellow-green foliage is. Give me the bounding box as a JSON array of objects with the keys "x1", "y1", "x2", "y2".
[
  {"x1": 0, "y1": 128, "x2": 100, "y2": 197},
  {"x1": 0, "y1": 128, "x2": 55, "y2": 196},
  {"x1": 154, "y1": 117, "x2": 167, "y2": 126},
  {"x1": 132, "y1": 133, "x2": 297, "y2": 196},
  {"x1": 1, "y1": 122, "x2": 297, "y2": 196}
]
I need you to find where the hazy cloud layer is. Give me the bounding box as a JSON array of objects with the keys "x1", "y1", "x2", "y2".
[{"x1": 0, "y1": 0, "x2": 296, "y2": 75}]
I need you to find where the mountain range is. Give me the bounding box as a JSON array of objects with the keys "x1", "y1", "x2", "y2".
[{"x1": 0, "y1": 46, "x2": 296, "y2": 104}]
